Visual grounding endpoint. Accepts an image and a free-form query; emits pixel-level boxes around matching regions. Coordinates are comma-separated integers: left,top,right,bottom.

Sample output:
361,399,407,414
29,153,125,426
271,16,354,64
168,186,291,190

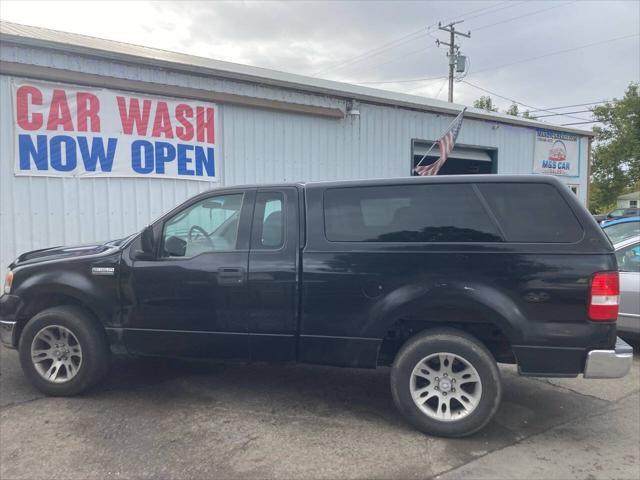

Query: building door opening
412,140,495,175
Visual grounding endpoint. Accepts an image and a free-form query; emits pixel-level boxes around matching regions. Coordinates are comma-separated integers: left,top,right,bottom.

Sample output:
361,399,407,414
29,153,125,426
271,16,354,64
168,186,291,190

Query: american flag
415,108,467,176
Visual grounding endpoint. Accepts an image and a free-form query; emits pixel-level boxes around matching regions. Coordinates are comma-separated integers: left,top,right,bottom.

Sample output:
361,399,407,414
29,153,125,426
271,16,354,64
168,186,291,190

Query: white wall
0,44,590,269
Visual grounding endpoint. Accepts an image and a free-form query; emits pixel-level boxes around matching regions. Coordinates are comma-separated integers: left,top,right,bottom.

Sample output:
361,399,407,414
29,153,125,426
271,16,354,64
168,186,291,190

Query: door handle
217,267,245,285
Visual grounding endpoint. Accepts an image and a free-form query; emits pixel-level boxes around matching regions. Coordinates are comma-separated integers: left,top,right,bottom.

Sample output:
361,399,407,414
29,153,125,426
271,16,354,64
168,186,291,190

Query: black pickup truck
0,175,633,437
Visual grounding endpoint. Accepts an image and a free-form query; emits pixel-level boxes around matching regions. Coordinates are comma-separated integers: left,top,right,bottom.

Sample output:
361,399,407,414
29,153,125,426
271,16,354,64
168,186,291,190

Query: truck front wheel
18,305,111,396
390,328,502,437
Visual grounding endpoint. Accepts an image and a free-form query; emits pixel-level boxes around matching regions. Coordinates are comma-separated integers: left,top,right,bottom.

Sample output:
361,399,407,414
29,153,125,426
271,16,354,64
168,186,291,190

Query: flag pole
414,141,439,169
414,107,467,170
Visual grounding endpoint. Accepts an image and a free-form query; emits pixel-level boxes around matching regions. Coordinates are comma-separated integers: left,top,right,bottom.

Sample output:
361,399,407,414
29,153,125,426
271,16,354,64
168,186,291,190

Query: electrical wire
533,109,596,118
404,76,449,95
460,80,595,123
434,77,449,99
354,33,638,85
562,120,600,126
359,74,447,86
528,100,611,112
313,0,523,77
470,33,639,76
312,28,429,76
351,43,439,79
473,1,576,31
451,1,526,23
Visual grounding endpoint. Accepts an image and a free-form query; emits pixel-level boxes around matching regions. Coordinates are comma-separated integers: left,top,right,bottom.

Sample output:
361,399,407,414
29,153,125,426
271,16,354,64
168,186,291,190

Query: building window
568,185,579,196
631,200,638,207
411,140,495,175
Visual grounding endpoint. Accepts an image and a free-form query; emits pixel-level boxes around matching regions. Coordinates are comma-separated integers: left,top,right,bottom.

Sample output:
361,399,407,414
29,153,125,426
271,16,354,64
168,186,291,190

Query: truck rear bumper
583,337,634,379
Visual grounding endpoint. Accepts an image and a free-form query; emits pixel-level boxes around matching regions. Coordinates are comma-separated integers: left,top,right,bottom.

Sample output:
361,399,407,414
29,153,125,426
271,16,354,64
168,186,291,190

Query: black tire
390,328,502,438
18,305,111,396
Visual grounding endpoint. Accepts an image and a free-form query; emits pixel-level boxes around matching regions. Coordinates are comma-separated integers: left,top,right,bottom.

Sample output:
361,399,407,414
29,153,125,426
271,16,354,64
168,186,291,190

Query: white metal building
0,21,594,271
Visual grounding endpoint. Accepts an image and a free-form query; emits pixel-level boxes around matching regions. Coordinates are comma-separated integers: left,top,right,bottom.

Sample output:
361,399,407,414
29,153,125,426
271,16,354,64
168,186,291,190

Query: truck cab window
162,193,244,257
252,192,285,249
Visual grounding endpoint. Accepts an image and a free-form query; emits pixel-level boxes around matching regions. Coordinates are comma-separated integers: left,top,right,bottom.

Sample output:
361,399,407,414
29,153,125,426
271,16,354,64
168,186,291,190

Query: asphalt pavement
1,345,639,479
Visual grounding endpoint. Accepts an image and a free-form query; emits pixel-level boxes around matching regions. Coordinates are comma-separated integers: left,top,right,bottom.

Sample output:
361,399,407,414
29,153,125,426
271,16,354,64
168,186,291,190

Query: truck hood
9,238,128,269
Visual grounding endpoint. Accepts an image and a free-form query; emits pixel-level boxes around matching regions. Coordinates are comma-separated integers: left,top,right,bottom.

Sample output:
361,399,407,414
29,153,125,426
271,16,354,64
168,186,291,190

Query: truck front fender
14,266,117,327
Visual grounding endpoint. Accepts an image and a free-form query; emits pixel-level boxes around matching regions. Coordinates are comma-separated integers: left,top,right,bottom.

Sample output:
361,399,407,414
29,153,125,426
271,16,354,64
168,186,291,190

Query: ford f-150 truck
0,175,633,437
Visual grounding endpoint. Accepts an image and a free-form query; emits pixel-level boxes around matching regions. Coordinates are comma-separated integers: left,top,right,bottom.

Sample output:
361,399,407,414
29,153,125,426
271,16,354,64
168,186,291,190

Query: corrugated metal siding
0,44,589,270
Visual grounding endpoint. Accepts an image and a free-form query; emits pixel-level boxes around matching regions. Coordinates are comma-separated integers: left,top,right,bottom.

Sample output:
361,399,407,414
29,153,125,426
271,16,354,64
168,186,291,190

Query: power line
460,80,595,123
313,1,520,77
562,120,600,126
434,77,449,99
532,109,594,118
441,1,523,25
528,100,610,112
358,75,448,85
312,28,428,76
473,1,576,31
350,44,439,79
354,33,638,85
471,33,639,75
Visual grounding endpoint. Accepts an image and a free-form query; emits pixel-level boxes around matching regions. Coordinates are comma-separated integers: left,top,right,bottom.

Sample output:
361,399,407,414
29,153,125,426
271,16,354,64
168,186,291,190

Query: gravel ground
1,345,639,480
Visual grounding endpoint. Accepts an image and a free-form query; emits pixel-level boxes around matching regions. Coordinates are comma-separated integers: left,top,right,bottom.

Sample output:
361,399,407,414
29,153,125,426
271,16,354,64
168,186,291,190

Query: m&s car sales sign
12,79,217,181
532,128,579,177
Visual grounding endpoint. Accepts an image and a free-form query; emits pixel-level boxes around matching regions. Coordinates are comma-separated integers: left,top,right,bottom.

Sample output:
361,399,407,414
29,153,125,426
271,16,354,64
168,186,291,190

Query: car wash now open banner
12,79,217,181
532,128,579,177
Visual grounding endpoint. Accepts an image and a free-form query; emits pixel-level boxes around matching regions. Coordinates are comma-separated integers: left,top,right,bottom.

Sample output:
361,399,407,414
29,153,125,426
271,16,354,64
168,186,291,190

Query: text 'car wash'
13,81,217,181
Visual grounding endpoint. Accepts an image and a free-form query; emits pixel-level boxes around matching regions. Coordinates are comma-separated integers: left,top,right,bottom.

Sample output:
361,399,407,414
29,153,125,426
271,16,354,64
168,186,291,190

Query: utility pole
436,21,470,103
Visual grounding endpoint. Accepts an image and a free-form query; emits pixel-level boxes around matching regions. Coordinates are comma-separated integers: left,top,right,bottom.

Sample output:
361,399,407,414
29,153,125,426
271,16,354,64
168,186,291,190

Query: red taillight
588,272,619,321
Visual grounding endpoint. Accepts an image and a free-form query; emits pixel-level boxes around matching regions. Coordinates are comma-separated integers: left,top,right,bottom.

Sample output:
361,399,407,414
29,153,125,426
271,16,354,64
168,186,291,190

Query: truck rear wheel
18,305,111,396
390,328,502,437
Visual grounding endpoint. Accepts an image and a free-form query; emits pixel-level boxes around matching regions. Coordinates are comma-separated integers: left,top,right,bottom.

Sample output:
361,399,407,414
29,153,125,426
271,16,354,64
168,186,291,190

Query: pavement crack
0,395,47,412
429,395,638,480
523,375,636,404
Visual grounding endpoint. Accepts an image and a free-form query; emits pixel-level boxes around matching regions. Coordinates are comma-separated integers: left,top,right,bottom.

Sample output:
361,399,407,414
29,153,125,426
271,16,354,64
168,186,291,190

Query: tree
521,110,532,119
473,96,497,112
505,103,519,116
589,83,640,212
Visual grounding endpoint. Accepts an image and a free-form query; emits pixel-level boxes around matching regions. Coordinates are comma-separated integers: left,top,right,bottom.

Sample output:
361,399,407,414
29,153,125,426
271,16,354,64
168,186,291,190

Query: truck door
247,187,300,362
123,188,255,359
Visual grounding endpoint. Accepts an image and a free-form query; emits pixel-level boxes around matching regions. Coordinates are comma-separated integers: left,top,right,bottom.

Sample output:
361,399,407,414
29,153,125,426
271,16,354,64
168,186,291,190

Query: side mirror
134,226,155,260
141,225,155,253
165,236,187,257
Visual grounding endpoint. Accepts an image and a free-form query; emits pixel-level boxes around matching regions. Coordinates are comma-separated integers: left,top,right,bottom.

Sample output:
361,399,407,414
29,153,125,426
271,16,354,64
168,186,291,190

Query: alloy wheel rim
31,325,83,383
409,352,482,422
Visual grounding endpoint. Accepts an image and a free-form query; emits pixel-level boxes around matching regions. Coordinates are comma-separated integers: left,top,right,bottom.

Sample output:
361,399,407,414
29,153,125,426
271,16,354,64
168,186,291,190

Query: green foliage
589,83,640,213
473,96,497,112
505,103,519,116
474,98,530,118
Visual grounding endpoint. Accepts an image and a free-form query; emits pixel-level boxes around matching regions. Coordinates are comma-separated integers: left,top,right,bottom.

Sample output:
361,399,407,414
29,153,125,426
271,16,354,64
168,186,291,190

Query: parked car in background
594,208,640,224
602,216,640,244
615,236,640,342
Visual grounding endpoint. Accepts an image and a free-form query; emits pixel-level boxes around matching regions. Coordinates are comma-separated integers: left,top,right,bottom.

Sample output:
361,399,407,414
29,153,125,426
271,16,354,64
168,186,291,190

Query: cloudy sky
1,0,638,126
